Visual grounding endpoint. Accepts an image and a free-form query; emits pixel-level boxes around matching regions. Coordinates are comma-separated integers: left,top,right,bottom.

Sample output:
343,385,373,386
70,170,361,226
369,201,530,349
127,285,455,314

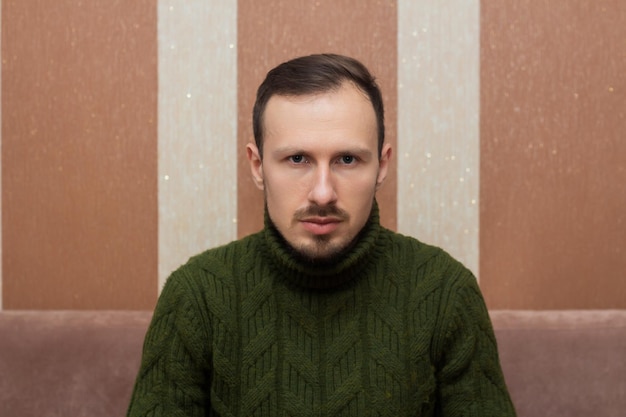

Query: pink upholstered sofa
1,310,624,417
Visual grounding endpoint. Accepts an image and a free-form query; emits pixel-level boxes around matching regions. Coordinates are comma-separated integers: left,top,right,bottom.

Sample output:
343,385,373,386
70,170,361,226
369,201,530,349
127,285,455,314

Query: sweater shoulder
379,227,472,274
180,231,263,275
373,226,476,299
161,231,264,300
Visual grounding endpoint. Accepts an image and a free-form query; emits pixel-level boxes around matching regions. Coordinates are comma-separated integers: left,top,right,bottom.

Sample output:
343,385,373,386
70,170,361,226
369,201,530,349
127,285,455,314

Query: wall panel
480,0,626,309
398,0,480,275
157,1,237,289
2,0,158,309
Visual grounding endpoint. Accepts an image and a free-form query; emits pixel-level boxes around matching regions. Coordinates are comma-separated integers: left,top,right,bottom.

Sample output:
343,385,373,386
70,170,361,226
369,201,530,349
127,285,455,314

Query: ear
246,142,265,190
376,142,392,190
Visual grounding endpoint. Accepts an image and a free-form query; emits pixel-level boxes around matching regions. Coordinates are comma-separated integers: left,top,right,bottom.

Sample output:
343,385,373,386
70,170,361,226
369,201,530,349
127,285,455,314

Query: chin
290,236,356,265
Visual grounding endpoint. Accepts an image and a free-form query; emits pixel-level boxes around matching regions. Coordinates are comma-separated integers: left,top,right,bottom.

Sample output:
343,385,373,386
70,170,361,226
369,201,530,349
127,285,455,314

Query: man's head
252,53,385,159
247,54,391,263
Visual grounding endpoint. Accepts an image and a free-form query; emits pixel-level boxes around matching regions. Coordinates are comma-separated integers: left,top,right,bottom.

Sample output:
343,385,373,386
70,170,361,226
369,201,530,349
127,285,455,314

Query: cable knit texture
127,205,516,416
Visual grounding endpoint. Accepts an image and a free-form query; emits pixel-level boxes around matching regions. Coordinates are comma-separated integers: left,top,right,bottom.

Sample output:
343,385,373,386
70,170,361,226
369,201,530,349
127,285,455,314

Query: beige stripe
397,0,480,276
158,1,238,290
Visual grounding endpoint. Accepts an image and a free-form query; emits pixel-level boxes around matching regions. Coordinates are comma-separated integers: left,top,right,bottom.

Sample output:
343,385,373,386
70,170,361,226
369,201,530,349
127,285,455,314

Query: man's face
247,82,391,262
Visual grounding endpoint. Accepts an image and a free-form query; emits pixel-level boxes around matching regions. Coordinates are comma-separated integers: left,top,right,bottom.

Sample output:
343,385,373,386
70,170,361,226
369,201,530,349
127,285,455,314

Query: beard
267,203,368,265
292,204,351,263
289,232,357,265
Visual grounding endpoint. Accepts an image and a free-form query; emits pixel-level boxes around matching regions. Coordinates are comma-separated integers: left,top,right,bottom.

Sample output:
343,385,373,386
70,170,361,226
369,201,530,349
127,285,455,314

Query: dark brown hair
252,53,385,158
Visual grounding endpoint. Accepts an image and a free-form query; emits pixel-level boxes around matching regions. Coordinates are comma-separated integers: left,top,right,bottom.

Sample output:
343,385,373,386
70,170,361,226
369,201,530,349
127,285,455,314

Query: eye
339,155,356,165
288,155,307,164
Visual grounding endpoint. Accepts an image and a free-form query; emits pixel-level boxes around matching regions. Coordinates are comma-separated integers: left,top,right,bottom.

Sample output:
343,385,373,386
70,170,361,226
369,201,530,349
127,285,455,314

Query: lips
300,217,342,235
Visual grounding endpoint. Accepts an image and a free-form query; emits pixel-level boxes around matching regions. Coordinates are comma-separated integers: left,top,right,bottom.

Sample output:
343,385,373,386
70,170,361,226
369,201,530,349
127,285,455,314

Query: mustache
294,205,349,220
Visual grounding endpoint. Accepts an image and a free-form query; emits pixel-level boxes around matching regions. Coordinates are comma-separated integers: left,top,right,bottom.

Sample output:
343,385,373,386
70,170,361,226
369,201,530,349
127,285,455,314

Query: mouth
299,217,342,235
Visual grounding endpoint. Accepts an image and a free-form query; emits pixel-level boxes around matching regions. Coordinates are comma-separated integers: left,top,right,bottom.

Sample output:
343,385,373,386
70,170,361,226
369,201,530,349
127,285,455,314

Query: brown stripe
480,1,626,309
2,1,158,309
237,0,398,237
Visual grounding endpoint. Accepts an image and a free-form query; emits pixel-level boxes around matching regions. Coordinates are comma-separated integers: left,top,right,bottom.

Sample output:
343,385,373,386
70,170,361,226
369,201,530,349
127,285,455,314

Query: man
127,53,516,416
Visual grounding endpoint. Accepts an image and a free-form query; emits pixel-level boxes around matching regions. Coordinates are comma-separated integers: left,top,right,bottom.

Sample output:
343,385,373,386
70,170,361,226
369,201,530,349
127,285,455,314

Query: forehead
262,83,377,147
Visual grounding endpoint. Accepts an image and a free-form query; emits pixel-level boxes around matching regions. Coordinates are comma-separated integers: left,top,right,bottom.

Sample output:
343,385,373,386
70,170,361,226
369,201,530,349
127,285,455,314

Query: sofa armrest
0,310,152,417
490,310,626,417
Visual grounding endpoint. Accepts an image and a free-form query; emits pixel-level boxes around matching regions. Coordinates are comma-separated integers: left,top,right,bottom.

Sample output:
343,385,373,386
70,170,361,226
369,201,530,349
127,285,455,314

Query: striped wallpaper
2,0,625,310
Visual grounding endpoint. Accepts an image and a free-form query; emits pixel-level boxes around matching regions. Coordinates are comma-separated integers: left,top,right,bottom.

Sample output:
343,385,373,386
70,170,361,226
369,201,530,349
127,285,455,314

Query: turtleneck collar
261,201,383,290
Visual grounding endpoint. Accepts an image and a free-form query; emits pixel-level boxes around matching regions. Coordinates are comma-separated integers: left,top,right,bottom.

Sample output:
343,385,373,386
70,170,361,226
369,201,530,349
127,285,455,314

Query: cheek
266,173,303,194
338,173,378,195
263,173,306,209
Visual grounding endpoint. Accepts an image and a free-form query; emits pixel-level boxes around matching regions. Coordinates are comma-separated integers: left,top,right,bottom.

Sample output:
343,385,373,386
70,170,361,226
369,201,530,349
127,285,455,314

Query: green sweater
127,206,516,416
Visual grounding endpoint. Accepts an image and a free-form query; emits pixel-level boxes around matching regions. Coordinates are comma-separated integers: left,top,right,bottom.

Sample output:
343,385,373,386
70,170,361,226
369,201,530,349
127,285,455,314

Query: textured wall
1,0,624,310
2,0,158,309
398,0,480,276
480,0,626,309
157,1,237,289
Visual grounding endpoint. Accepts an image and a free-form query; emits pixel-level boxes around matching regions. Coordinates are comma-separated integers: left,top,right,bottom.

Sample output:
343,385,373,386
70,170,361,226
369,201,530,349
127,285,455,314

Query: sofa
1,310,624,417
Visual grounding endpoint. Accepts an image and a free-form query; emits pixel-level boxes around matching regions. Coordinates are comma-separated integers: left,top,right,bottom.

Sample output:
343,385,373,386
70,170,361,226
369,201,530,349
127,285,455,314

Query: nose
308,165,337,206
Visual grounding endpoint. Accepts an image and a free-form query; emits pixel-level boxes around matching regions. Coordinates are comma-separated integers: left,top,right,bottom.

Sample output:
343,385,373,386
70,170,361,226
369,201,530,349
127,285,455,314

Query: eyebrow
272,146,373,159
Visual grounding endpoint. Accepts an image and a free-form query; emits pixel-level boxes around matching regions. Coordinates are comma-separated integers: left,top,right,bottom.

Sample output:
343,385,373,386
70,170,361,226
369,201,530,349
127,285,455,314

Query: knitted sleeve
433,267,517,417
126,267,212,417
